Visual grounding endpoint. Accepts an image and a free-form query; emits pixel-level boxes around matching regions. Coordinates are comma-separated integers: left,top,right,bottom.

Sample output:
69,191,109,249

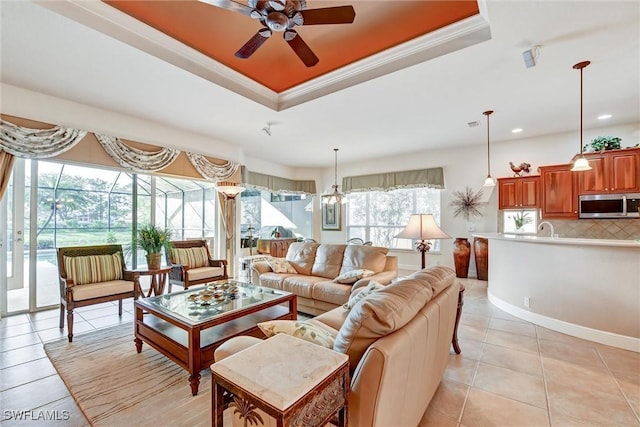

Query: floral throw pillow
333,268,375,284
266,257,297,274
343,280,384,310
257,320,336,348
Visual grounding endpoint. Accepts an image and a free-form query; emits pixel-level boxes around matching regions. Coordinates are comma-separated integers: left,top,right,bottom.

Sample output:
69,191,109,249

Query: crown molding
36,0,491,111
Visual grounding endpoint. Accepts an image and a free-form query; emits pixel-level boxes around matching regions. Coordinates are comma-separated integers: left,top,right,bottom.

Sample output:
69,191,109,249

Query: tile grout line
594,345,640,424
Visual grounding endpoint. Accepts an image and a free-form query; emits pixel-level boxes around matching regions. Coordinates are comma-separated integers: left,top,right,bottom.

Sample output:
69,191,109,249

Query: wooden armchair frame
166,240,228,290
57,244,140,342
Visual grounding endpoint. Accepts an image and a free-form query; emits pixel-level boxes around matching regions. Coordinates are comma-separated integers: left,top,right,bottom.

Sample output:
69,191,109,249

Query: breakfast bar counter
473,233,640,352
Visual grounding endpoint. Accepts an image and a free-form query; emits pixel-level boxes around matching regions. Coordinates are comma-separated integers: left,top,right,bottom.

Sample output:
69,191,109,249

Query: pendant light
571,61,592,171
322,148,347,205
483,110,496,187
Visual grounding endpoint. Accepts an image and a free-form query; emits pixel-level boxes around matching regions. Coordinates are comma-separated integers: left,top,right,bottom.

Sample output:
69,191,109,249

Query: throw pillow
343,280,384,310
333,268,375,284
64,253,124,286
266,257,297,274
257,320,336,348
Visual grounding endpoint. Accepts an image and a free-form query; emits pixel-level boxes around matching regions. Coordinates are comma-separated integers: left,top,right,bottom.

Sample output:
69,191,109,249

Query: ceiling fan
199,0,356,67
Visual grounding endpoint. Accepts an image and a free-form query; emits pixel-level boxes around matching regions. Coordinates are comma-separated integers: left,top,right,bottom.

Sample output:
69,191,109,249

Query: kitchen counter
473,232,640,248
473,233,640,352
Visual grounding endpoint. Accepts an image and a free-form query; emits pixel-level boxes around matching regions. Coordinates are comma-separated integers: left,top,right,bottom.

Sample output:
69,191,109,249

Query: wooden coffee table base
134,287,297,396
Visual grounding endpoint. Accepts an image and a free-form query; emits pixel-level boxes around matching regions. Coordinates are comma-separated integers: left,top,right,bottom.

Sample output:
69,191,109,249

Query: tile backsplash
540,218,640,240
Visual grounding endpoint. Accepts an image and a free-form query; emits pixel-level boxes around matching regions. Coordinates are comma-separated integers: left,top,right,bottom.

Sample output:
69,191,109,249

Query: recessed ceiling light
511,128,523,133
598,114,612,120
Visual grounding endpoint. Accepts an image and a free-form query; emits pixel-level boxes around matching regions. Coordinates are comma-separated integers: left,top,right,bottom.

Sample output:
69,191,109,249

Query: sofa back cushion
64,253,124,286
170,247,209,268
311,244,346,279
333,272,437,367
286,242,320,275
339,245,389,276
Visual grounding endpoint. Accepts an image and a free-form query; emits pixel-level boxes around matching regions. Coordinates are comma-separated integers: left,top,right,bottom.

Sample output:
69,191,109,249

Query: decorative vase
473,237,489,281
452,238,471,278
146,253,162,270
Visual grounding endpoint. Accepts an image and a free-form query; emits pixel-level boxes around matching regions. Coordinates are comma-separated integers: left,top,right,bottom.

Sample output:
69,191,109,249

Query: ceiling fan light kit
200,0,355,67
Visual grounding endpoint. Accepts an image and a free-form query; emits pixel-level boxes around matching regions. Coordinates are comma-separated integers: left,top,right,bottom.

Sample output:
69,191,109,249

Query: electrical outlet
524,297,530,308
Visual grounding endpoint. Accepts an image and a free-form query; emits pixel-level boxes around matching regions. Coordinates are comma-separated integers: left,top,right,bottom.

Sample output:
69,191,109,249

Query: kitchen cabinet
539,164,578,219
577,147,640,194
497,176,540,210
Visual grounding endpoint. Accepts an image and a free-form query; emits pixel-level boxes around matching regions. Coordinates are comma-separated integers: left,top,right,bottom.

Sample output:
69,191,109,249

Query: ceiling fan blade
235,30,271,59
284,30,319,67
299,6,356,25
198,0,253,16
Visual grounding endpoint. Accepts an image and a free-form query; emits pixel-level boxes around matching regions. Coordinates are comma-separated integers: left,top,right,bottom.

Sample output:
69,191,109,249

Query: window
241,189,313,240
346,188,442,250
503,209,538,234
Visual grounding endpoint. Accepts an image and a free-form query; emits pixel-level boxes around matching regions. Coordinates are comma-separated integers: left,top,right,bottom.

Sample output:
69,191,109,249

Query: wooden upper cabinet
578,148,640,194
498,176,540,210
539,164,578,219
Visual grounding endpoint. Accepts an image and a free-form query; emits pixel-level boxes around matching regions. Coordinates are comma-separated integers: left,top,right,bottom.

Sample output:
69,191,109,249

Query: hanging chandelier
571,60,592,172
322,148,347,205
483,110,496,187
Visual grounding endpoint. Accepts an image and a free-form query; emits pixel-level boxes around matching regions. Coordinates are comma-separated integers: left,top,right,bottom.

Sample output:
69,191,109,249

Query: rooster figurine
509,162,531,177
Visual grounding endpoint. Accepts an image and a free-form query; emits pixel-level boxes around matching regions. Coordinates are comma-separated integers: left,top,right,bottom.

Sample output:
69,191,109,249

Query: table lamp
395,214,450,269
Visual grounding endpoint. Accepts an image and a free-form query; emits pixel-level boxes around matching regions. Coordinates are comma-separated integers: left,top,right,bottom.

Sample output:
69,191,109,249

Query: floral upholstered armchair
57,244,140,342
166,240,228,290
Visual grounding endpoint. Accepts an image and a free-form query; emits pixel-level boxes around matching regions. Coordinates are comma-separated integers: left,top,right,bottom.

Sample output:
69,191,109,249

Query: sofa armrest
123,270,140,282
208,259,227,268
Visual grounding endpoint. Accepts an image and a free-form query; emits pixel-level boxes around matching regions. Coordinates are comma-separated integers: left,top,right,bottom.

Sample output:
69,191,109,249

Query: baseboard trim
488,292,640,353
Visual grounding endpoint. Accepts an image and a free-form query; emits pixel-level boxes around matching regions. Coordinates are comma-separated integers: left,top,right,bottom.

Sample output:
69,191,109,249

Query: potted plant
137,224,172,270
583,136,622,152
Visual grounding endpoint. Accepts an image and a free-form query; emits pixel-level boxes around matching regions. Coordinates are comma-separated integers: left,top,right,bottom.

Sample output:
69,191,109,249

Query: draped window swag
240,166,317,195
0,119,87,158
187,152,240,182
342,167,445,193
95,134,180,173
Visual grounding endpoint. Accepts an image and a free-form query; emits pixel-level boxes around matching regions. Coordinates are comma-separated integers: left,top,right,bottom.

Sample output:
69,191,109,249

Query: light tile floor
1,278,638,426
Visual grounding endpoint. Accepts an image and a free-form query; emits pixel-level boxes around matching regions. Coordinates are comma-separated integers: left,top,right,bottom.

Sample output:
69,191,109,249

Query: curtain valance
0,119,86,158
342,167,445,193
95,134,180,173
241,166,317,195
187,153,240,182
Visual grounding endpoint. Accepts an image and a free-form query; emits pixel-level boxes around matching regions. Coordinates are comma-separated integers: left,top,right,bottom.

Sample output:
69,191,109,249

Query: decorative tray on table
187,282,240,307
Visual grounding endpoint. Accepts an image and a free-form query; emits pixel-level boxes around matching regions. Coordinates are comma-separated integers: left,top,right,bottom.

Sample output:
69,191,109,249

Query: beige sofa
250,242,398,315
215,266,460,426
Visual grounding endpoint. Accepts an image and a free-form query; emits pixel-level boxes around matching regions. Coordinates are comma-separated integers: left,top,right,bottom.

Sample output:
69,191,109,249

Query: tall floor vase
452,237,471,278
473,237,489,281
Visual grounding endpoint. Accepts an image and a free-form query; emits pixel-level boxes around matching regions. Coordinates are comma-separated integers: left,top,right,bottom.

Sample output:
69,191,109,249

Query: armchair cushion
170,247,209,268
63,253,123,285
186,266,225,282
71,279,136,301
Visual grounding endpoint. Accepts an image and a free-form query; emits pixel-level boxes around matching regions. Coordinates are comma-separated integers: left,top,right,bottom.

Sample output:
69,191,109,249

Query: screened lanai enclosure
0,158,220,315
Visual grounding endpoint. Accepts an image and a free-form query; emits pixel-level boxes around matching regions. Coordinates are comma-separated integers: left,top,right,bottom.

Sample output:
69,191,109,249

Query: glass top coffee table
134,279,297,395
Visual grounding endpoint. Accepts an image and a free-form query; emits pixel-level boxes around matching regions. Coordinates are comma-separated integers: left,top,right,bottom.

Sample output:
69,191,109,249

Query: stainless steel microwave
579,193,640,218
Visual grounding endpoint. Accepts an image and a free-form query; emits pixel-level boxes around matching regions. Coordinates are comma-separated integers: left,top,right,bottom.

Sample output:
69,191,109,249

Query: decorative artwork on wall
322,203,341,230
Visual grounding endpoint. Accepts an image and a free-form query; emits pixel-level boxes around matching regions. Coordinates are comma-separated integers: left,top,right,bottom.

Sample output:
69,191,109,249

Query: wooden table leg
212,382,225,427
452,283,465,354
157,271,167,295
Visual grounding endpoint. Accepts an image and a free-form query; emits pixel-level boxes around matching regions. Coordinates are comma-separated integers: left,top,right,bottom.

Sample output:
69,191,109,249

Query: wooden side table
452,283,465,354
212,333,349,426
135,267,172,297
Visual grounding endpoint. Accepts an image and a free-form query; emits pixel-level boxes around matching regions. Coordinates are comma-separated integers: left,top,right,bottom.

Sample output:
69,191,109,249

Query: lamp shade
215,181,245,198
395,214,450,240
